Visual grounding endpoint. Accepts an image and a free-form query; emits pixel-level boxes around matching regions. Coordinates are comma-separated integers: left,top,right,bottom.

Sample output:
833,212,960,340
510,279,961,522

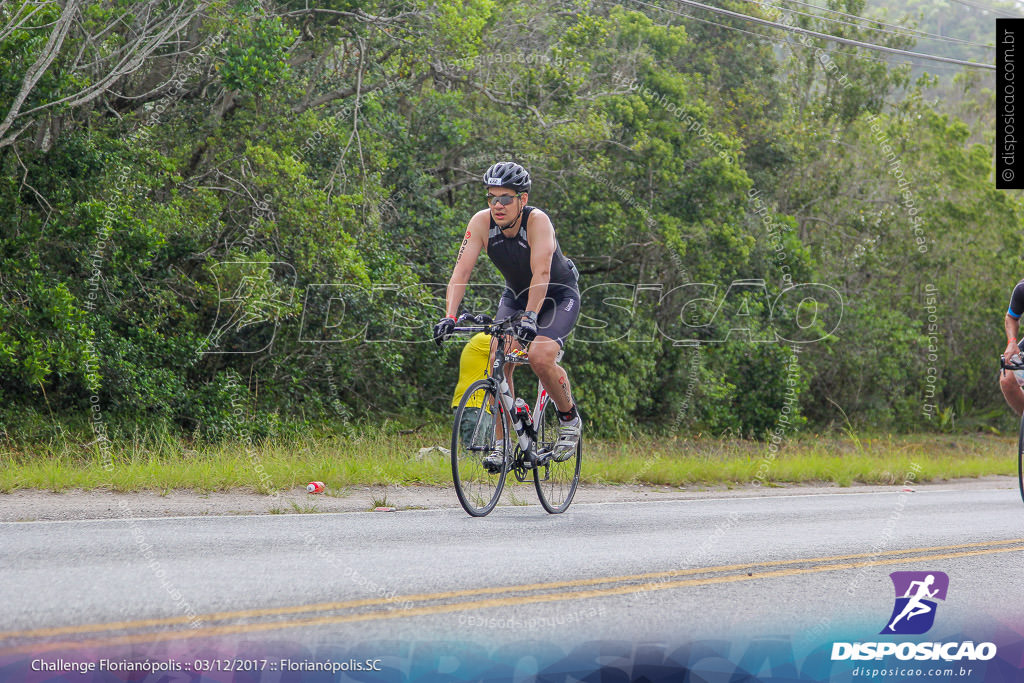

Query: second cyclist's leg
999,369,1024,416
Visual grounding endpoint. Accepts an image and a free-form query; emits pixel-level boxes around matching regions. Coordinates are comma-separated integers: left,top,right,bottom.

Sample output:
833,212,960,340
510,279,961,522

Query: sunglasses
485,193,520,206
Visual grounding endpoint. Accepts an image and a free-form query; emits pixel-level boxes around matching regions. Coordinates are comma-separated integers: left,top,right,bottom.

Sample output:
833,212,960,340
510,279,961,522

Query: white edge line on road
1,486,1011,527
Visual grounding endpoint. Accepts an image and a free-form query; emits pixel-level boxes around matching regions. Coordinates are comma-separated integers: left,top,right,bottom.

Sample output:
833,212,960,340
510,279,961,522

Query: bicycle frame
490,331,537,459
534,385,550,426
452,316,557,465
503,344,557,419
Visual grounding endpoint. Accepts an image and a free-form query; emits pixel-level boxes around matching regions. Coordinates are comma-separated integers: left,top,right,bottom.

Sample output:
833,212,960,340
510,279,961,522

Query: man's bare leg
528,336,574,412
999,371,1024,416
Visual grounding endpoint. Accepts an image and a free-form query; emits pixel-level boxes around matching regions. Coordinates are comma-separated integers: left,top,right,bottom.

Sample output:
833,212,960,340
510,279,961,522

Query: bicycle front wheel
451,379,510,516
1018,412,1024,506
533,401,581,514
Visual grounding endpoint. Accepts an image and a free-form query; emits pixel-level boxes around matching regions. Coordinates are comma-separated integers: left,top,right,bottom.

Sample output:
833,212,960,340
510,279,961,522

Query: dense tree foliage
1,0,1020,441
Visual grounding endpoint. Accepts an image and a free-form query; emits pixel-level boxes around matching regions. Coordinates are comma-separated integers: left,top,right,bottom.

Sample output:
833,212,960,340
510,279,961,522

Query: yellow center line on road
2,540,1022,656
3,537,1020,643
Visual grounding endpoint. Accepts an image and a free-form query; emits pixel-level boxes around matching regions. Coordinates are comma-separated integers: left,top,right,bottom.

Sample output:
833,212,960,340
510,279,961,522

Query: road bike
999,343,1024,505
447,312,582,516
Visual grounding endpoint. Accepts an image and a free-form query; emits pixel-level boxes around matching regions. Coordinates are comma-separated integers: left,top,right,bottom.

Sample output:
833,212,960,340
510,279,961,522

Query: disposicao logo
881,571,948,635
831,571,997,662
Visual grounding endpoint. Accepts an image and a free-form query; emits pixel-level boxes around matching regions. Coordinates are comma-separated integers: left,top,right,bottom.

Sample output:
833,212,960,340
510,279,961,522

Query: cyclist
1000,278,1024,415
433,161,582,472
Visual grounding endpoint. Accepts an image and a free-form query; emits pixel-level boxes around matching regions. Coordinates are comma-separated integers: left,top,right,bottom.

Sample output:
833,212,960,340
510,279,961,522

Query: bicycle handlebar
1000,339,1024,373
1002,354,1024,372
456,311,493,325
451,311,524,337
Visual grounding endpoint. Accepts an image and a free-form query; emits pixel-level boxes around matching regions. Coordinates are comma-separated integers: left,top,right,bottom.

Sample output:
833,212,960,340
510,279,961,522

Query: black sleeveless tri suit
487,205,580,347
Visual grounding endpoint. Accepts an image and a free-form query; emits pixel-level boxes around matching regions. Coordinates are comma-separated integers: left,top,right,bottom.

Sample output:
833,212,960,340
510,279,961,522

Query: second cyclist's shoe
552,416,581,462
482,441,507,473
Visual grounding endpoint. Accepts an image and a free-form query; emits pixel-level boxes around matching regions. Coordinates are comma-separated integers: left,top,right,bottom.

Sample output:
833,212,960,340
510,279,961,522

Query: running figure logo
881,571,949,635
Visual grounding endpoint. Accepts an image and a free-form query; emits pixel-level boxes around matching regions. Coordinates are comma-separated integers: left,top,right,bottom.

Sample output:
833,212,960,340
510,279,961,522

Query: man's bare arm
445,210,488,317
524,211,555,315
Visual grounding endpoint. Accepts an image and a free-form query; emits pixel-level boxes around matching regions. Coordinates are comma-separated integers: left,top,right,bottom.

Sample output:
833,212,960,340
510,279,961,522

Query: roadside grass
587,433,1015,487
0,425,1015,494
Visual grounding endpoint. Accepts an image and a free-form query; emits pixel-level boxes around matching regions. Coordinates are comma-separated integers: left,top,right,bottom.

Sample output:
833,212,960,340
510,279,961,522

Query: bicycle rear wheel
451,379,510,516
1018,413,1024,506
533,401,581,514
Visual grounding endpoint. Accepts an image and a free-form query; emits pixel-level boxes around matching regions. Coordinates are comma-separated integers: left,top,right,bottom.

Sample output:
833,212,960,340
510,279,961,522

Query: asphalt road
2,483,1023,670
